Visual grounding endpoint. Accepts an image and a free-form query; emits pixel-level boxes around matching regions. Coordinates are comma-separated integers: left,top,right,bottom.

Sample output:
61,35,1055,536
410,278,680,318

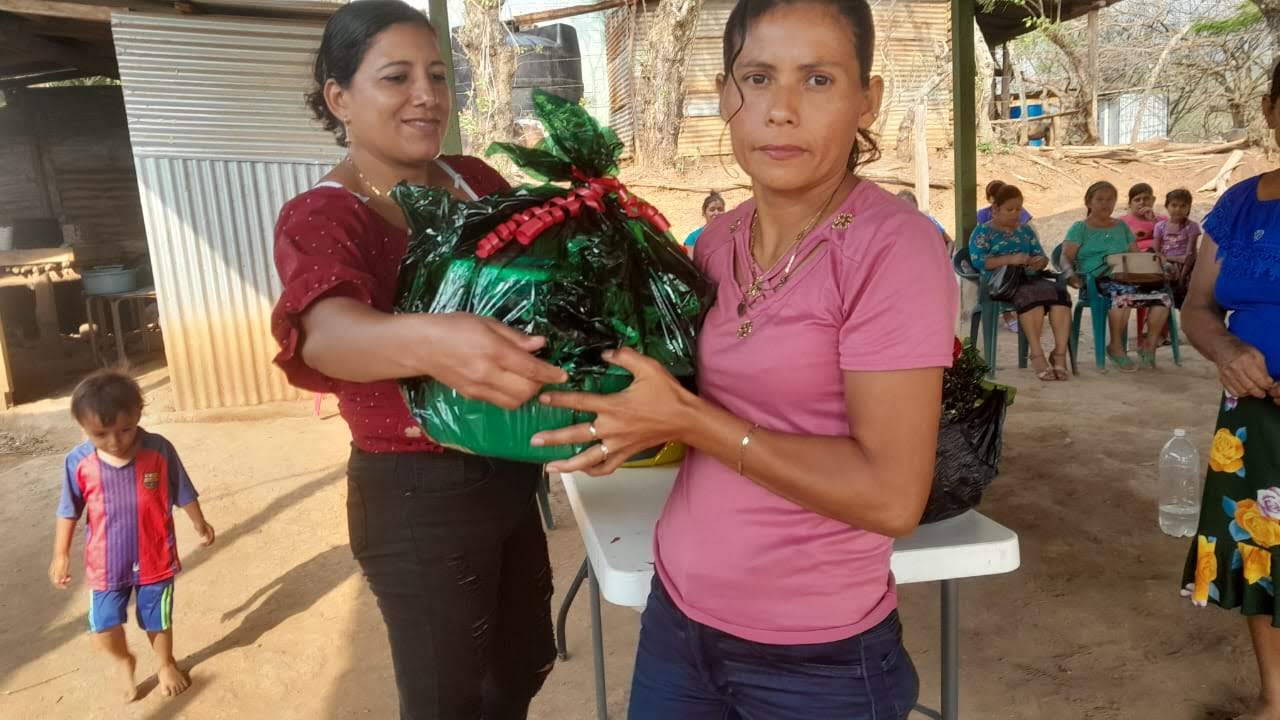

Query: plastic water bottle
1158,429,1202,537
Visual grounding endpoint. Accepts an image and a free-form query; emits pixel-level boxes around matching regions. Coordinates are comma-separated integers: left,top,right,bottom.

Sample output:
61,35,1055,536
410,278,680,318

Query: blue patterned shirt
968,222,1046,281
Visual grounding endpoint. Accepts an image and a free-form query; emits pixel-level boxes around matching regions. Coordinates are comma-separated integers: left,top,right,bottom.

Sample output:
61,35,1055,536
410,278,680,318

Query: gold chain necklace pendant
346,156,387,198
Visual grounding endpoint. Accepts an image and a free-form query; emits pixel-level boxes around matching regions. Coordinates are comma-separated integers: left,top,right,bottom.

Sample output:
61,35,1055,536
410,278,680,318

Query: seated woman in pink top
531,0,956,716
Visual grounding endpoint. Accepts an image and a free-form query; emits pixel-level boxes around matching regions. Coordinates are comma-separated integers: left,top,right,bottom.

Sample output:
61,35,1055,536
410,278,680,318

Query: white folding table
554,467,1020,720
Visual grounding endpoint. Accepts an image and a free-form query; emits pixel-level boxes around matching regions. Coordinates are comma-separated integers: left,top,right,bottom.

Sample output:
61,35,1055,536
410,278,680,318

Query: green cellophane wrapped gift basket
393,91,713,464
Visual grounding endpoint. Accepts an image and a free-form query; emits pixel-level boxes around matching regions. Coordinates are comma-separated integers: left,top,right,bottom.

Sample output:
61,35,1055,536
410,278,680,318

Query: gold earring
344,121,354,147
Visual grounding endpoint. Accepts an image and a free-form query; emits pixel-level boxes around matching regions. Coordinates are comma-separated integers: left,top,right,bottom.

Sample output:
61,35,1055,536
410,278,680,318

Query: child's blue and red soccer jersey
56,430,199,591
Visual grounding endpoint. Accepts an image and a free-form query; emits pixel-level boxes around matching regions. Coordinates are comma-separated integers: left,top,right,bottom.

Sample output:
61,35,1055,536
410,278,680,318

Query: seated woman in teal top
969,184,1070,380
1179,60,1280,720
683,191,726,254
1063,180,1172,372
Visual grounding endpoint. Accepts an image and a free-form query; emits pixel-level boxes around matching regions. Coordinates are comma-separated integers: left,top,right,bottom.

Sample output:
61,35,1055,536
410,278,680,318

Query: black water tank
452,23,585,121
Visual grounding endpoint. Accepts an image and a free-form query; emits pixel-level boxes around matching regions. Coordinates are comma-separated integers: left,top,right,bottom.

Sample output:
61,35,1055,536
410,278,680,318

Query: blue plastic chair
952,246,1028,379
1051,245,1182,372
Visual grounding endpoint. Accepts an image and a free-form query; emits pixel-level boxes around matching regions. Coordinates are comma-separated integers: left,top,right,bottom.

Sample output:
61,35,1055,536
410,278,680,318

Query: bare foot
158,662,191,697
114,652,138,703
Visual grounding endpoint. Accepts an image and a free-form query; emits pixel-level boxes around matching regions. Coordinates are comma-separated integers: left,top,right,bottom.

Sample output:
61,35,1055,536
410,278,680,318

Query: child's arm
163,440,214,546
1184,233,1200,277
49,517,76,588
52,454,86,589
180,500,215,546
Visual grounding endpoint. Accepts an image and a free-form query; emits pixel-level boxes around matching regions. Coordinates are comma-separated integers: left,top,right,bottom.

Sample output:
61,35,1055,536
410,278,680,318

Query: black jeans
346,448,555,720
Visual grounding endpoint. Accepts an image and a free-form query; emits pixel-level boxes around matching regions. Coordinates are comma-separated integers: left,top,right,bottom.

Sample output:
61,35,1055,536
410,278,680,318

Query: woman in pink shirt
532,0,956,716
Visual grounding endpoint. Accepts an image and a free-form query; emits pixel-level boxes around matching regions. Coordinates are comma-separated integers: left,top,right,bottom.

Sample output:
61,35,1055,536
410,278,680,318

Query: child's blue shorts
89,579,175,634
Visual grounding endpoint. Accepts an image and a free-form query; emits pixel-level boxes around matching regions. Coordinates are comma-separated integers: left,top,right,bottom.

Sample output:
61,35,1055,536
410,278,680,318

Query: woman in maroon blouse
269,2,566,717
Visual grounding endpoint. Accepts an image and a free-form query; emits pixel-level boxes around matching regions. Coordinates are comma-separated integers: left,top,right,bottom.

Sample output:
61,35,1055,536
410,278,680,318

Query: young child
1153,188,1201,308
49,370,214,702
977,179,1033,226
1120,182,1167,251
895,189,953,248
683,190,726,254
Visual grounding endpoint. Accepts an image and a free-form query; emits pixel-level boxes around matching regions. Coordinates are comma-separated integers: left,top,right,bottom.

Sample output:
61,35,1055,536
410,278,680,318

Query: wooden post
952,0,978,247
0,308,15,409
914,102,930,211
427,0,463,155
31,275,60,345
1000,43,1012,120
1016,67,1030,145
1088,7,1100,143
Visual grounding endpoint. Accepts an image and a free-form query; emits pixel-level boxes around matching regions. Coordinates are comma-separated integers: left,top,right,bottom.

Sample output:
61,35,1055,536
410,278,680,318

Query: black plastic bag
921,386,1009,524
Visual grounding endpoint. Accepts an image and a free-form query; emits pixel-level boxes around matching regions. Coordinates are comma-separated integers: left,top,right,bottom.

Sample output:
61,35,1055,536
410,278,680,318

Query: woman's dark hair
702,191,725,213
985,179,1006,202
305,0,435,147
1084,180,1117,215
1165,188,1192,206
1128,182,1154,202
1271,58,1280,101
993,184,1022,207
721,0,880,172
71,369,144,426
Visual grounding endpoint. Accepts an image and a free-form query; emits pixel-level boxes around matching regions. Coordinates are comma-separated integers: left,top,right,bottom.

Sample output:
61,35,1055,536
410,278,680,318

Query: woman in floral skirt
1183,59,1280,720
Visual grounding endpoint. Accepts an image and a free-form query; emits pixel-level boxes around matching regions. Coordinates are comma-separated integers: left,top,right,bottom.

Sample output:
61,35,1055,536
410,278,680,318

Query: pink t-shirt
1121,213,1166,251
653,180,958,645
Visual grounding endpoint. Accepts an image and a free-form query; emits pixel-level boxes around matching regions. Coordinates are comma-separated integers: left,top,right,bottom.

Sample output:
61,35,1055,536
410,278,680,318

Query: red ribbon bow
475,168,672,259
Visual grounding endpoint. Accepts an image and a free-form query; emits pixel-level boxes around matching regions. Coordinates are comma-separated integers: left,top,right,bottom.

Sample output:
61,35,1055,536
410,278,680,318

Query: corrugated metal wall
114,12,342,410
113,13,338,161
133,158,326,409
0,110,50,224
606,0,953,157
29,87,149,263
605,5,636,150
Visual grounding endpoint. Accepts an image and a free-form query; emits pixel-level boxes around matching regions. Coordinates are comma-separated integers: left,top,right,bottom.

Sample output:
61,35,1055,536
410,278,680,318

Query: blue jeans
628,578,918,720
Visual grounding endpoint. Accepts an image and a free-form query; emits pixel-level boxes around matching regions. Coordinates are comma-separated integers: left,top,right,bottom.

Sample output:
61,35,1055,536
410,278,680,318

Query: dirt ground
0,154,1272,719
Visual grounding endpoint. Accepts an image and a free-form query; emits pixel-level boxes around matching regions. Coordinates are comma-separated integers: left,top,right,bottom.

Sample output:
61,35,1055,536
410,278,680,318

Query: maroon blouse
271,156,510,453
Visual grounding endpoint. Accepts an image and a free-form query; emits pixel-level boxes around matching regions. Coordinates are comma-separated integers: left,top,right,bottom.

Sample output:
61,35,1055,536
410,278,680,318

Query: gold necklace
346,156,387,198
738,176,847,317
739,211,818,310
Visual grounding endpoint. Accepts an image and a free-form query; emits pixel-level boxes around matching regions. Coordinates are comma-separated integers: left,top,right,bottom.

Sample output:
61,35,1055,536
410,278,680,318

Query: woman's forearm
1183,303,1236,365
299,297,425,383
673,394,936,538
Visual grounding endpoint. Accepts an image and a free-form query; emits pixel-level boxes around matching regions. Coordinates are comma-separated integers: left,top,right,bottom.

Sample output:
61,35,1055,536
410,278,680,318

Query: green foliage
943,342,991,423
977,140,1016,156
1193,1,1262,35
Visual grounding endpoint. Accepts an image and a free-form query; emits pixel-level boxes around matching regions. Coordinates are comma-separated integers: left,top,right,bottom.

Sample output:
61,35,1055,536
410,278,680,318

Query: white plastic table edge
559,468,1021,608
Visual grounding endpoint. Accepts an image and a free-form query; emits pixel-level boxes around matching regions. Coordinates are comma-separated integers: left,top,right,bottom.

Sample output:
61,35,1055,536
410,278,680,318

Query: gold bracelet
737,423,760,476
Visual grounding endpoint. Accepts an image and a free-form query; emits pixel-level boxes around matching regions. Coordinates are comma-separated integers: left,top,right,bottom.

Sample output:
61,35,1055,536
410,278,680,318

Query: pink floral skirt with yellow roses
1184,394,1280,623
